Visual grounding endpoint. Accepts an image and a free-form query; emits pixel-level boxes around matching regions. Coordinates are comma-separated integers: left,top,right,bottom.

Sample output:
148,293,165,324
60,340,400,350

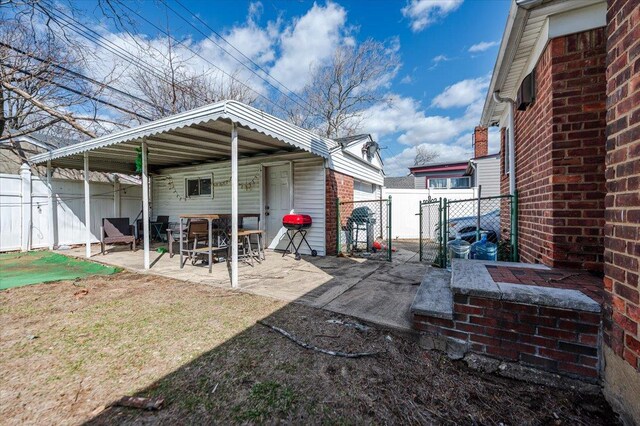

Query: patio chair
155,215,170,241
101,218,136,255
181,220,222,267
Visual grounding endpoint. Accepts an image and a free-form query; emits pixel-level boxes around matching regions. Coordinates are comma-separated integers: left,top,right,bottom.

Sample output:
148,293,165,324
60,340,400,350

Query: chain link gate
419,197,444,266
337,197,392,261
419,192,519,267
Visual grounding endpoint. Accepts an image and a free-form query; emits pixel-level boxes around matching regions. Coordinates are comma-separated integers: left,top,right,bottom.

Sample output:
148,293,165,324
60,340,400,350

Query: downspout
493,91,516,195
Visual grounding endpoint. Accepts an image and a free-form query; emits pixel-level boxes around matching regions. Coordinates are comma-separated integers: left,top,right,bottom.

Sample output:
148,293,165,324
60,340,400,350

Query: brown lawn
0,271,619,425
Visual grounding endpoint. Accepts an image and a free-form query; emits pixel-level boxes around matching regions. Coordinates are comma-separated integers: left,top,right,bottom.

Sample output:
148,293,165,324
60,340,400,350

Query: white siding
292,159,326,256
152,156,326,256
475,156,501,197
330,148,384,186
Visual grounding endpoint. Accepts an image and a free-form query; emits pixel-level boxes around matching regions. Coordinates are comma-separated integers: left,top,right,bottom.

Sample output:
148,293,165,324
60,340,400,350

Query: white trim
46,160,54,250
548,2,606,38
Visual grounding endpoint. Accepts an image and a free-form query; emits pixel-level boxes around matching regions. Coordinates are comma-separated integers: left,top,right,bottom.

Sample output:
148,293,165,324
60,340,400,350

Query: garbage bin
447,236,470,270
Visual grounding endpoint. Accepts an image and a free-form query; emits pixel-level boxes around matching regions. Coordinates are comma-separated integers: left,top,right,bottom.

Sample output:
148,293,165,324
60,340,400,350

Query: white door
265,164,292,249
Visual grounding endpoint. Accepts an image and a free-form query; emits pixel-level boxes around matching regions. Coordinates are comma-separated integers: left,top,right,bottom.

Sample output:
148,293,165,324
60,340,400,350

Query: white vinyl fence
383,187,477,240
0,169,141,252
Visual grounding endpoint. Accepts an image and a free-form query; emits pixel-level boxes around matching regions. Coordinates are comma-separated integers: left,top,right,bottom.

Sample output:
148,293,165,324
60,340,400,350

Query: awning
29,100,335,173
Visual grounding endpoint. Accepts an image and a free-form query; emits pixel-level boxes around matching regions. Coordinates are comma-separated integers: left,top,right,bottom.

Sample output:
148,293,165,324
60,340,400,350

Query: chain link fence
419,197,444,266
420,193,518,267
337,197,391,261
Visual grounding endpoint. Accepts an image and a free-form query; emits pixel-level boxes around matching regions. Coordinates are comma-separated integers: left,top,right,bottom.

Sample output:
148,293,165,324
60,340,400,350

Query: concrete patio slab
56,243,426,332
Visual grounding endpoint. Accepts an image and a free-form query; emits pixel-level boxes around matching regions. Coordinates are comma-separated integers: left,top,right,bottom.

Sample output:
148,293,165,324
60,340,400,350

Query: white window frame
428,177,470,189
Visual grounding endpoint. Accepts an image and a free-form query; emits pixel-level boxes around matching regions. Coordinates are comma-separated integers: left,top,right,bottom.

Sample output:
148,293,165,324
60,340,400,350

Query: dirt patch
0,272,620,425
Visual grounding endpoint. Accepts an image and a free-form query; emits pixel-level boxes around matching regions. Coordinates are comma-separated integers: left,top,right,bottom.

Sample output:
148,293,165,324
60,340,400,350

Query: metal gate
419,197,444,266
337,197,391,261
419,192,519,267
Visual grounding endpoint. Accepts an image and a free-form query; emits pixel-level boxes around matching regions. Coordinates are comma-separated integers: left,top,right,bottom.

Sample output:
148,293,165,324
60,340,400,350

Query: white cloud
468,40,499,53
401,0,463,32
431,76,489,109
400,75,412,84
269,2,347,91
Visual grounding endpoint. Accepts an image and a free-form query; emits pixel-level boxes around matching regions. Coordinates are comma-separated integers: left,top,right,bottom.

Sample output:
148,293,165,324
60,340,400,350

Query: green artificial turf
0,251,120,290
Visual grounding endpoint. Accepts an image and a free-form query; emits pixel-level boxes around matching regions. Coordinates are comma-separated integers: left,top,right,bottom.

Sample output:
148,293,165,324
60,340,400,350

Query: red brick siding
414,295,601,380
603,0,640,372
325,169,353,255
501,28,607,272
473,126,489,158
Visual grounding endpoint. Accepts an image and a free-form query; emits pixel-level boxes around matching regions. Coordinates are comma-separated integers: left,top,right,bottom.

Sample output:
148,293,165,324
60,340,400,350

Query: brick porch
412,260,603,382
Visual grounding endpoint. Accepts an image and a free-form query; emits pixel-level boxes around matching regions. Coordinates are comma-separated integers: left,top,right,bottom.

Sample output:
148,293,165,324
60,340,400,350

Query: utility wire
1,62,152,121
0,42,161,111
34,3,208,109
166,0,315,115
114,1,290,115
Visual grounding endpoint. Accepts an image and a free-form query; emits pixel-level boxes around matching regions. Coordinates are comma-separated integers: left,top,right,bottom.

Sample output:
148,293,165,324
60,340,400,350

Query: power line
0,41,161,111
34,3,208,110
166,0,315,116
1,62,152,120
114,1,291,115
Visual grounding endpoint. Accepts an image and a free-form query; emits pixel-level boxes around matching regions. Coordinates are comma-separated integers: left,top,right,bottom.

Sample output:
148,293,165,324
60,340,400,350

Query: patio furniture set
100,214,265,272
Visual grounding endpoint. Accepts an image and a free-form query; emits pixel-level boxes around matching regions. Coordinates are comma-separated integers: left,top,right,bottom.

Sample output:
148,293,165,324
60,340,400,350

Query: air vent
516,70,535,111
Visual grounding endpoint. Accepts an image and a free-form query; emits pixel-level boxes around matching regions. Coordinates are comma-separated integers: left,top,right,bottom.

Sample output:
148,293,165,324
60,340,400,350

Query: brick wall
414,295,601,380
501,28,607,272
325,169,353,255
603,0,640,372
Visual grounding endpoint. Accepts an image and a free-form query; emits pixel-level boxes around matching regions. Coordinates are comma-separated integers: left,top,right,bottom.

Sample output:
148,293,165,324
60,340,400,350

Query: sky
71,0,511,176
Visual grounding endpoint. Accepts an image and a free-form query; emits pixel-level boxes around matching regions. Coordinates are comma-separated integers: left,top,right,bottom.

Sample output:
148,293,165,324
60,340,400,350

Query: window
428,178,447,189
450,177,470,189
429,177,470,189
185,175,213,197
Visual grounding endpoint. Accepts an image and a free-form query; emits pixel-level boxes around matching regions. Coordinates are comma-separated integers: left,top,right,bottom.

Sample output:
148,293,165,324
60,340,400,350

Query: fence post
19,163,32,252
476,185,482,242
511,190,519,262
387,195,392,261
336,197,340,256
442,198,448,268
418,200,423,262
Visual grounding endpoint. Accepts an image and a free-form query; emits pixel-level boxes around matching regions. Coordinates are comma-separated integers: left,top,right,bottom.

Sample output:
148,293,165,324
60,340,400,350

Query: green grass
0,251,120,290
233,381,297,422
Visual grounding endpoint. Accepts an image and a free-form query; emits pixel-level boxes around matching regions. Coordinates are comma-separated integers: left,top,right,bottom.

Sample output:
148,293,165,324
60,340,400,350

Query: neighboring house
479,0,638,422
407,128,500,197
383,175,416,189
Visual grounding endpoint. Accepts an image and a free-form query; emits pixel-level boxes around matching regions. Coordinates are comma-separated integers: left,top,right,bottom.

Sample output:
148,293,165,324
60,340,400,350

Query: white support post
19,163,32,252
142,139,150,270
47,160,54,250
231,123,239,288
84,153,91,258
113,175,121,217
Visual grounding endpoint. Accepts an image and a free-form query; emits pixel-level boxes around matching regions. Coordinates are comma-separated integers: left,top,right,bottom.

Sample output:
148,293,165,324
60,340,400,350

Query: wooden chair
101,218,136,254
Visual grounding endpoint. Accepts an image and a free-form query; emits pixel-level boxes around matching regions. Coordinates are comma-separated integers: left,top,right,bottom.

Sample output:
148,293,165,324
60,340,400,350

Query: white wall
0,173,142,252
152,156,326,256
383,187,476,239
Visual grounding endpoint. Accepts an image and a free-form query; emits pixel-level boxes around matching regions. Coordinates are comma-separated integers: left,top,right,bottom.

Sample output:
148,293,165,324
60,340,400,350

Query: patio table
179,214,220,273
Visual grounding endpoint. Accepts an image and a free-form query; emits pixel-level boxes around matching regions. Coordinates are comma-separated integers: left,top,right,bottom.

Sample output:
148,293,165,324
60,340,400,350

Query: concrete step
410,267,453,320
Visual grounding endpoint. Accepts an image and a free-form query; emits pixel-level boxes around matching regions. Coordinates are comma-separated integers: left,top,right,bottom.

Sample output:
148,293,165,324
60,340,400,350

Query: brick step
411,260,603,382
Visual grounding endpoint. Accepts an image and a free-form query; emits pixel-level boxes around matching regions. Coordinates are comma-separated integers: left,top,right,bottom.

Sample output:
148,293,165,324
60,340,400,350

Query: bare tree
414,145,440,165
125,37,257,122
284,39,400,138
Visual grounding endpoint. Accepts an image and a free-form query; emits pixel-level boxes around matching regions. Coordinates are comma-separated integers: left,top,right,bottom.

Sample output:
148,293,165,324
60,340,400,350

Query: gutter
493,91,516,195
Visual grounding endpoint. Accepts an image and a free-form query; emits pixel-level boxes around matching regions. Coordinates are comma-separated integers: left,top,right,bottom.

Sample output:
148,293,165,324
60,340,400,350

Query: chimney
473,126,488,158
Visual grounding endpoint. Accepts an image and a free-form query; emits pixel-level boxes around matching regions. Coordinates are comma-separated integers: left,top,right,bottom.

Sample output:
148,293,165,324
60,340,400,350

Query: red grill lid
282,214,312,226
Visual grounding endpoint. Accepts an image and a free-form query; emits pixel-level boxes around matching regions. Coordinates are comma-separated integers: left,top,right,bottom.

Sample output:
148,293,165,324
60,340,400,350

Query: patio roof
29,100,335,173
